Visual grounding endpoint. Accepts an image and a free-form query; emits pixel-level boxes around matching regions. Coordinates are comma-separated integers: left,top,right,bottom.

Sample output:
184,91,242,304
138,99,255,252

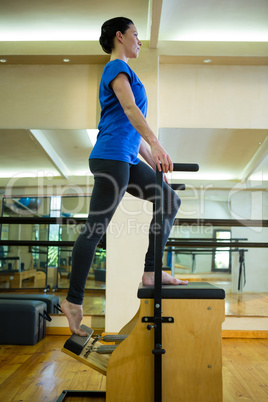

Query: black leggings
67,159,181,304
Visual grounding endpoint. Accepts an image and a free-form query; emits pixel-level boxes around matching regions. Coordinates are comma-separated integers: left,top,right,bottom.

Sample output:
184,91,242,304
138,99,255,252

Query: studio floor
0,336,267,401
0,283,267,401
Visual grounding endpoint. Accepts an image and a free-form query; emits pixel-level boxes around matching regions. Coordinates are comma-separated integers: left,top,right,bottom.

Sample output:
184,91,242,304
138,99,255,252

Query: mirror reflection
0,127,267,319
0,195,106,295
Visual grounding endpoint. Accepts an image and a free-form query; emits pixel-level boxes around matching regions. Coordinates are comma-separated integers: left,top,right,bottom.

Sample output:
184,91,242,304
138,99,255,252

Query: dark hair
99,17,134,54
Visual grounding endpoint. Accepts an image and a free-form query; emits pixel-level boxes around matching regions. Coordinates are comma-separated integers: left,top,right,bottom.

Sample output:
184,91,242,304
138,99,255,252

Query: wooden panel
62,338,110,376
118,307,140,335
106,298,225,402
106,300,155,401
162,299,225,402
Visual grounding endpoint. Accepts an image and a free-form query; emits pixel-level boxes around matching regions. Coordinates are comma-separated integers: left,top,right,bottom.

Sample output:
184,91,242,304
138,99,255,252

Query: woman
62,17,188,336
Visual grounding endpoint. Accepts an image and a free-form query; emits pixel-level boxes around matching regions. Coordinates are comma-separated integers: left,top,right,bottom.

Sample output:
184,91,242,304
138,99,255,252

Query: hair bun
99,34,112,54
99,17,134,54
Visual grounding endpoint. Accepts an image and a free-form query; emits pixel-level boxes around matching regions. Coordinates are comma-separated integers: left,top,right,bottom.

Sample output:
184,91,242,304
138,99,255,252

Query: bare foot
142,271,188,286
61,299,88,336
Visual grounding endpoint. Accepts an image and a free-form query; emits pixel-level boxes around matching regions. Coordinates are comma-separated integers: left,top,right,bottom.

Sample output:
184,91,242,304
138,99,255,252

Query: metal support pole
152,163,199,401
153,169,165,402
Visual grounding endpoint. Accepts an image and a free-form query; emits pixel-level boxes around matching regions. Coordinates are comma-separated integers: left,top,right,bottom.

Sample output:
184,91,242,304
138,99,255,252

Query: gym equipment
60,282,225,401
63,328,128,362
92,334,128,344
0,293,61,314
3,197,42,216
17,197,42,210
59,163,226,401
62,325,111,376
0,299,50,345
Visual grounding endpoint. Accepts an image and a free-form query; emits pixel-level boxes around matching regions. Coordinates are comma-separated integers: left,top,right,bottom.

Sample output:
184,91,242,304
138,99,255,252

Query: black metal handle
55,304,63,313
173,163,199,172
39,311,52,322
170,184,186,191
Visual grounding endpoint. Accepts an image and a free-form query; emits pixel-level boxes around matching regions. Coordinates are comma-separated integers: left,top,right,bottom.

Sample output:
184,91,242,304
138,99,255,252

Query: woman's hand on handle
150,141,173,174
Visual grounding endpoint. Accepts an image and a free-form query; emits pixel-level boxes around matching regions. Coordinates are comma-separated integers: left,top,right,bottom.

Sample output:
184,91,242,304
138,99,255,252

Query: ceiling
0,0,267,42
0,0,267,189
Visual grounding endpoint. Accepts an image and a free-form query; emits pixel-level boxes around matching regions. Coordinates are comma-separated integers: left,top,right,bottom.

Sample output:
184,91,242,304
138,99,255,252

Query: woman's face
121,24,142,58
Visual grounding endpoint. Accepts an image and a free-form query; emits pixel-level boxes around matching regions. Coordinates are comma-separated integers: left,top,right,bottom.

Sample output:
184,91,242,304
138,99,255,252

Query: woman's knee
163,186,181,215
174,193,181,211
170,193,181,218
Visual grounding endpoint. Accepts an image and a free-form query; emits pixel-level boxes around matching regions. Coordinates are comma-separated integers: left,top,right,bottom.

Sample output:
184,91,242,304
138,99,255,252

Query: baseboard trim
222,330,268,339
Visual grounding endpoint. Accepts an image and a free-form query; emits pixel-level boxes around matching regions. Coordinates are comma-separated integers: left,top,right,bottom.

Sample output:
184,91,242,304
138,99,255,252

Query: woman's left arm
139,138,169,184
139,138,156,170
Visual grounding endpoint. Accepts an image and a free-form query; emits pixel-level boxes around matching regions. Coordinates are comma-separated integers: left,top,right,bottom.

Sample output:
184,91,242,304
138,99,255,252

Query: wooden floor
0,288,267,401
58,276,106,292
0,336,267,402
225,292,268,317
0,287,267,400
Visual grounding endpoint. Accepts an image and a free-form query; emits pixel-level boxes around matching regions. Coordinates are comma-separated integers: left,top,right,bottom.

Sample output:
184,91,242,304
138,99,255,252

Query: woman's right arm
110,72,173,174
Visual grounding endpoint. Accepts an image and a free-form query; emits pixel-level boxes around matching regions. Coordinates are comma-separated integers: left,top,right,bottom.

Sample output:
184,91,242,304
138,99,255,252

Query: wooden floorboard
0,336,267,401
0,336,106,402
225,293,268,317
222,338,268,401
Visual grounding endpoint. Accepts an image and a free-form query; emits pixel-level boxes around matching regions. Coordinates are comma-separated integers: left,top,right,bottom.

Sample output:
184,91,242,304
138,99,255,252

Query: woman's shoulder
101,60,134,87
104,59,133,74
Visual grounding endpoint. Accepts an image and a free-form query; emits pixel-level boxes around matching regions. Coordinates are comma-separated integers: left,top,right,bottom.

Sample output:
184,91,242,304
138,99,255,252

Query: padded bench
0,293,61,314
0,299,48,345
137,281,225,299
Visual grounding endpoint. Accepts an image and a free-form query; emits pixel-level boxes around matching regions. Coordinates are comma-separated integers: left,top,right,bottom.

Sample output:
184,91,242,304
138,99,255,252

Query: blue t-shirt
89,59,148,164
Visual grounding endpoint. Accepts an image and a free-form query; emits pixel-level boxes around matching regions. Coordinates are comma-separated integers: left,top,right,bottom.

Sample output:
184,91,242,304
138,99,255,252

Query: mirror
0,128,267,318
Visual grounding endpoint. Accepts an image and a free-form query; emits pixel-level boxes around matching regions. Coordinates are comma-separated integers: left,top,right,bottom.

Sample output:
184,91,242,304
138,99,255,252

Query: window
212,230,231,273
48,196,62,267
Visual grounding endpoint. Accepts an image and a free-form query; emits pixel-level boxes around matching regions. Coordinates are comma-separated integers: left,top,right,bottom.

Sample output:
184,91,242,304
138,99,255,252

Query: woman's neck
110,49,128,63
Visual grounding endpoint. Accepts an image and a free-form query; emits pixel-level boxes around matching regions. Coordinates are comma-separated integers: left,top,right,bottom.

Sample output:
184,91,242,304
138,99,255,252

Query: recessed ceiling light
63,58,70,63
203,59,212,63
0,59,7,63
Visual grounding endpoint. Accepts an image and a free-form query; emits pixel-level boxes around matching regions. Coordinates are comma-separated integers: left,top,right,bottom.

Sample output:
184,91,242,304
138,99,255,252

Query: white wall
159,64,268,129
105,196,152,332
0,64,102,129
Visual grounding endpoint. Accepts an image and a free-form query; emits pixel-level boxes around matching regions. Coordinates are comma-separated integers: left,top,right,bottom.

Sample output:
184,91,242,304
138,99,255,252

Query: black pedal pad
63,325,94,355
